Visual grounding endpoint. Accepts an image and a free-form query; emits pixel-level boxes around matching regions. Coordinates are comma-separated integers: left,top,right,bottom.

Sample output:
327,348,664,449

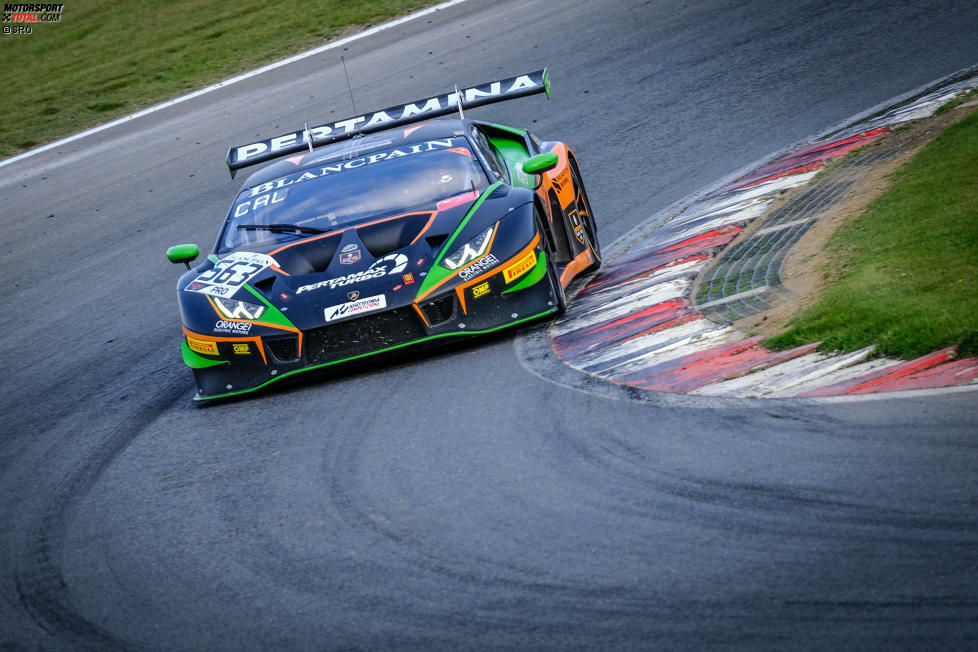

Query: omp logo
472,282,490,298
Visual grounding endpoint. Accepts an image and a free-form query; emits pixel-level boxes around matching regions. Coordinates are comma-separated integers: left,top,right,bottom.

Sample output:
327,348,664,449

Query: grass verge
767,107,978,359
0,0,441,158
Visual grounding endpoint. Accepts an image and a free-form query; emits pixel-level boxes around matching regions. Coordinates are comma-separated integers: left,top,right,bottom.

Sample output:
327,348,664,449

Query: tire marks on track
13,375,189,650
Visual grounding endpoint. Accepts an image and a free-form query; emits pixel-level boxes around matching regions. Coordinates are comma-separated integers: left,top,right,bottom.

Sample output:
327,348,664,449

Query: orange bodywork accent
412,303,431,328
455,286,467,315
183,328,268,365
537,142,574,211
266,211,434,258
408,211,439,246
414,223,502,303
533,142,596,290
559,249,593,288
416,234,541,314
203,297,303,357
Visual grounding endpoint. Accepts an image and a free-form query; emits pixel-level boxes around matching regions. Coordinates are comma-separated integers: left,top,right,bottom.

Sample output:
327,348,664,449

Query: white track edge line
0,0,470,171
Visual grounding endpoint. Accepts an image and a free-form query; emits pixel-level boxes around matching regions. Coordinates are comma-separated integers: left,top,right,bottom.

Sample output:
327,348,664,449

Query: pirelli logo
187,336,219,356
503,250,537,284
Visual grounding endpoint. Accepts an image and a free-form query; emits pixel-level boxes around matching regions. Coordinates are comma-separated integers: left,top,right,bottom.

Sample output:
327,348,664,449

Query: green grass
0,0,441,158
767,108,978,359
935,88,978,114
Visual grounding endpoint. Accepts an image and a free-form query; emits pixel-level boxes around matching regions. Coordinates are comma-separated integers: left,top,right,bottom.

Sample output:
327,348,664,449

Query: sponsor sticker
296,253,409,293
214,320,253,335
324,294,387,323
472,281,490,299
574,224,586,245
503,251,537,283
402,273,415,285
187,251,277,296
239,139,460,203
457,254,500,281
232,343,250,355
566,208,586,244
187,337,219,356
230,71,547,168
339,247,361,264
552,167,570,191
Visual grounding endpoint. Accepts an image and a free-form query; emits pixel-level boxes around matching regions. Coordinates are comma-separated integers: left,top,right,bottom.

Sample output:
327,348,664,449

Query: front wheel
536,206,566,315
570,159,601,273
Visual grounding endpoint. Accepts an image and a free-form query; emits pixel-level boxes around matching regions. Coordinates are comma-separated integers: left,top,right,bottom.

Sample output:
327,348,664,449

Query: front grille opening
266,335,299,362
420,294,456,326
305,307,427,365
358,212,432,258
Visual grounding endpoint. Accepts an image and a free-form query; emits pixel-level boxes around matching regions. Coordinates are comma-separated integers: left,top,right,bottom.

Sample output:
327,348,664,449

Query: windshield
219,137,488,252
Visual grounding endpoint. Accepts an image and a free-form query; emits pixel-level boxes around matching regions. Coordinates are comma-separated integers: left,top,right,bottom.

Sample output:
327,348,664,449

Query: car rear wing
225,68,551,178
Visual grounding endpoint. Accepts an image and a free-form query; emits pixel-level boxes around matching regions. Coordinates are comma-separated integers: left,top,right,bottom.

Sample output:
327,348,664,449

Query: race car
166,68,600,401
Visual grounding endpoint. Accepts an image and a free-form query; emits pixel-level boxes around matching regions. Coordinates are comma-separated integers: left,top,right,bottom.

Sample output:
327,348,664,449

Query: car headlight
441,225,495,270
213,297,267,320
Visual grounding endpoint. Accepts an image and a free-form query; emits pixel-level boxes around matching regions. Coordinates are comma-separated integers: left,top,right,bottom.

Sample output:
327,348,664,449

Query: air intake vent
274,234,341,274
425,233,449,254
358,212,432,258
266,335,299,362
252,277,276,294
420,294,456,326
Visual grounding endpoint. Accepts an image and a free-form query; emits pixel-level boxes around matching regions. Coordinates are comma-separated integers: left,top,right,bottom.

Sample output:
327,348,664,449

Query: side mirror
522,152,559,175
166,243,200,270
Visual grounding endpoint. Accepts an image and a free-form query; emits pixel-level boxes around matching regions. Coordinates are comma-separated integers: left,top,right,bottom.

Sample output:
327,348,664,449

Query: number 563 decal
186,252,277,297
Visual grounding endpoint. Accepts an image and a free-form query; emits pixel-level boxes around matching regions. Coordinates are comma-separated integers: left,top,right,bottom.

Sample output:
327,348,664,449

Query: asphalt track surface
2,0,978,649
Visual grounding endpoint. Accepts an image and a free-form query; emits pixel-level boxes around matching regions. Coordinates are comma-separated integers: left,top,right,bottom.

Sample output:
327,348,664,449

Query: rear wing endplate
226,68,550,178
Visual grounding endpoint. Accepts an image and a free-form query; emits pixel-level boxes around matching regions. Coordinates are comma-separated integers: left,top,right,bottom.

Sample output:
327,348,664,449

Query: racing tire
570,159,601,273
536,206,567,315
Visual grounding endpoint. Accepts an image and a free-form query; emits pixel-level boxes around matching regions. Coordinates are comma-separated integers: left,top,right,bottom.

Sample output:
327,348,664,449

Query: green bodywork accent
182,341,226,369
502,251,547,294
489,123,528,138
543,67,551,99
487,134,533,188
522,152,558,175
241,284,298,329
416,181,502,299
208,254,220,263
194,309,557,401
167,243,200,264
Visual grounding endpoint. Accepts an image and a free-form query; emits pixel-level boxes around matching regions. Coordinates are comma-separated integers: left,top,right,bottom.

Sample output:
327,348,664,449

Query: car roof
237,118,471,192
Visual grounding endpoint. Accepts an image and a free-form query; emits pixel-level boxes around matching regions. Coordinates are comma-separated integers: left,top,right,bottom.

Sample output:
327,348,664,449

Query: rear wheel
570,159,601,272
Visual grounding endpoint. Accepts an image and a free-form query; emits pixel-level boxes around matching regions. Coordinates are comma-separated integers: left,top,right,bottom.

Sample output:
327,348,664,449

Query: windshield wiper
236,223,326,235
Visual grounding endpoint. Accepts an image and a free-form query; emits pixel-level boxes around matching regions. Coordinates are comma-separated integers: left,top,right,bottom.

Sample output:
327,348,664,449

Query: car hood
180,184,534,331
